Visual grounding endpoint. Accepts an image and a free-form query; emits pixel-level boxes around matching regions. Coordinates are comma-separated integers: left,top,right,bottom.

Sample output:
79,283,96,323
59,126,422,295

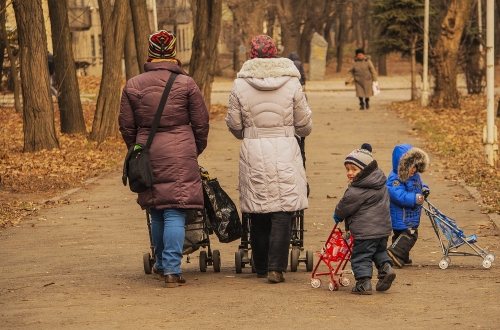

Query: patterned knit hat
148,30,176,60
345,143,374,170
250,35,278,59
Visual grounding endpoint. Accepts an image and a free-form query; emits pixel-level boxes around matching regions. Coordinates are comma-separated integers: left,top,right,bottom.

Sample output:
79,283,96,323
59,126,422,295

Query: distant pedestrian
345,48,378,110
386,144,430,268
226,35,312,284
333,143,396,295
119,30,209,288
287,52,306,89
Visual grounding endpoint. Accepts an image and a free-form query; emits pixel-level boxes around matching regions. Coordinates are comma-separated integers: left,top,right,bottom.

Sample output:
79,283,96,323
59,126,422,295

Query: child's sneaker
351,278,372,295
376,263,396,291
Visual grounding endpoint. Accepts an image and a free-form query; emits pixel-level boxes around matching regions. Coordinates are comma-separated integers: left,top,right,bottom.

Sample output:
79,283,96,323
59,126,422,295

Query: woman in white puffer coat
225,35,312,284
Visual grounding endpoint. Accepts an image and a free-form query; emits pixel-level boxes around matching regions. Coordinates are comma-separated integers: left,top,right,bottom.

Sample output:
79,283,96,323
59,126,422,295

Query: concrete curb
458,179,500,232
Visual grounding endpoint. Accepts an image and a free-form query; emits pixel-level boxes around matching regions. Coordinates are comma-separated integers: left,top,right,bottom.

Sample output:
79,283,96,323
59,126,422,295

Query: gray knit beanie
345,143,374,170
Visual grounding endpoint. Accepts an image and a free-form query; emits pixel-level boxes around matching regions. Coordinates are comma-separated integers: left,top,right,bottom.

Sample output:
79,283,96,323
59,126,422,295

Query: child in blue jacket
386,144,430,268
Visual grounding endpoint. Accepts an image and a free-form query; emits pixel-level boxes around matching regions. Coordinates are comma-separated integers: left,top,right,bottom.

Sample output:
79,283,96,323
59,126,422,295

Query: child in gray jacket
333,144,396,294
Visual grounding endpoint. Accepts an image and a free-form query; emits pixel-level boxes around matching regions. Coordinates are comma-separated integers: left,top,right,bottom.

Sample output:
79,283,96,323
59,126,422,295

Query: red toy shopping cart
310,223,353,291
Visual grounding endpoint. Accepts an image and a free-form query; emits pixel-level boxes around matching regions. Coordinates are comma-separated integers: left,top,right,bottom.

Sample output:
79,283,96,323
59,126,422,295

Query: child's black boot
351,278,372,295
376,263,396,291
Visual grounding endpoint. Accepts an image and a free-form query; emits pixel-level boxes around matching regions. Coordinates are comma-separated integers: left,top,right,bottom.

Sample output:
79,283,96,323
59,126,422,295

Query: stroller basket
423,200,495,269
310,223,353,291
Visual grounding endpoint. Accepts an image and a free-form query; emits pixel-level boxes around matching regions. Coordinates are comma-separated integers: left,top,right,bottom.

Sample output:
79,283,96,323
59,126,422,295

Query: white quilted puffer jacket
225,57,312,213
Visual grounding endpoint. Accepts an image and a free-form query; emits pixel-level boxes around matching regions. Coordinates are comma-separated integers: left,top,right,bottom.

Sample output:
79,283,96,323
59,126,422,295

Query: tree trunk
89,0,128,143
430,0,472,109
335,1,347,73
377,54,387,76
130,0,151,68
0,0,6,89
496,0,500,64
227,1,267,72
13,0,59,151
410,34,417,101
265,3,277,38
275,0,306,56
190,0,222,109
2,26,21,113
48,0,86,135
124,4,140,80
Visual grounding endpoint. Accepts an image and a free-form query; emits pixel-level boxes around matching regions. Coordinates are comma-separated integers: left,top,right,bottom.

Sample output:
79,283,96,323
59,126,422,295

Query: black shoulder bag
122,73,178,193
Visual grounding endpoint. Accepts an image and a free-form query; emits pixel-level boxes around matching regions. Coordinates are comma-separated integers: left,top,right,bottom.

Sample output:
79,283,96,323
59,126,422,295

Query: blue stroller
423,200,495,269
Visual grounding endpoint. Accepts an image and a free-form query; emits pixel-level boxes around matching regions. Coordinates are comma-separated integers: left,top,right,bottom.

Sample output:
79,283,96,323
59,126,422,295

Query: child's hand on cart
422,186,430,199
333,213,343,224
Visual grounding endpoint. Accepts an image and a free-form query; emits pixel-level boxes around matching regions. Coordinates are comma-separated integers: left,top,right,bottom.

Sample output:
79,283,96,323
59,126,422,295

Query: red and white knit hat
148,30,176,60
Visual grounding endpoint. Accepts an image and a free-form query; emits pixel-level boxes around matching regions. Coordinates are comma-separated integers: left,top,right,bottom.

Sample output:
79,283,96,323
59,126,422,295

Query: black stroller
234,136,314,273
142,209,221,274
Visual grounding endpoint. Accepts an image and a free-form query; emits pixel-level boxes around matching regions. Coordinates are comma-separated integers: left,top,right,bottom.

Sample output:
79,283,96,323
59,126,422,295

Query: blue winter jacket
386,144,429,230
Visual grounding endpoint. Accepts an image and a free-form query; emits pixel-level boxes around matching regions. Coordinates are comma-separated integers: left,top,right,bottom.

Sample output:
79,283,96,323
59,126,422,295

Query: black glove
422,187,430,198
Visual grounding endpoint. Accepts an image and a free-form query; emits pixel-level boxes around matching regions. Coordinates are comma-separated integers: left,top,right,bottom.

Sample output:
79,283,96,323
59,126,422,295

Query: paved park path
1,77,499,329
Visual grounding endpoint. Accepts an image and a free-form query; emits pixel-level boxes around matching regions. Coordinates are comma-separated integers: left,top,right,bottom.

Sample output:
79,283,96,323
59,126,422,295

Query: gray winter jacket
226,57,312,213
334,161,392,240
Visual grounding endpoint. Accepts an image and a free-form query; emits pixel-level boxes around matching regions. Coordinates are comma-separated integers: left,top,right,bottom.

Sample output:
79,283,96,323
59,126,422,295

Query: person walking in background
386,144,430,268
119,30,209,288
345,48,378,110
287,52,306,90
225,35,312,284
333,144,396,295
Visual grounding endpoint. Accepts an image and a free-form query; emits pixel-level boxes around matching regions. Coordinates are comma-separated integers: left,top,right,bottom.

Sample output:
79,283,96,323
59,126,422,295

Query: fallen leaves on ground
390,95,500,214
0,99,227,228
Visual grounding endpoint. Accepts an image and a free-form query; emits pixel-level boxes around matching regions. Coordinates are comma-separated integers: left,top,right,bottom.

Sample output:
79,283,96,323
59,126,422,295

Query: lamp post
484,0,498,167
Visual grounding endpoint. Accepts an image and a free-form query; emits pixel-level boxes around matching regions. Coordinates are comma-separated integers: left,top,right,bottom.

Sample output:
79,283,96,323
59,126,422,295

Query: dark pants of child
388,228,418,267
351,236,392,280
250,212,293,275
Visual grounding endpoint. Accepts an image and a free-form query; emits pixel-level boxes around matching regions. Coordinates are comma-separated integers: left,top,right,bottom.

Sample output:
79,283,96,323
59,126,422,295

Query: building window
98,34,103,62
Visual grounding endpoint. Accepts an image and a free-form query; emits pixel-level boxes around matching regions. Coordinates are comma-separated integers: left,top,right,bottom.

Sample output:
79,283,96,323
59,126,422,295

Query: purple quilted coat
119,61,209,210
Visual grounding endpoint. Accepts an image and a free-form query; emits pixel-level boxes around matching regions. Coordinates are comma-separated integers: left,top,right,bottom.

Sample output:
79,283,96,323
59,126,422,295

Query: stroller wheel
485,253,495,262
340,277,351,287
212,250,221,272
310,278,321,288
305,250,314,272
290,249,300,272
199,251,208,272
438,258,449,270
143,253,153,274
235,251,243,274
328,282,339,291
482,259,492,269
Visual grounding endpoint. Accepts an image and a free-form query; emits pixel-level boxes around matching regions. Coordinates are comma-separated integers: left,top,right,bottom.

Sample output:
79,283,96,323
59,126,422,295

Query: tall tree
13,0,59,151
89,0,128,143
130,0,151,69
431,0,473,108
190,0,222,109
124,2,140,80
1,2,21,113
48,0,86,134
227,0,267,70
275,0,307,56
372,0,425,99
0,0,6,88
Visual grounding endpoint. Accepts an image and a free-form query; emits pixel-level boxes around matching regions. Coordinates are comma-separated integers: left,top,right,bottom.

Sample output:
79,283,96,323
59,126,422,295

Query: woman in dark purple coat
119,30,209,287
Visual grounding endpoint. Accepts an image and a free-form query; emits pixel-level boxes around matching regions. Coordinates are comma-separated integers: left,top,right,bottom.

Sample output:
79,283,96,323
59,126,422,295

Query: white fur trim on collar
237,58,301,79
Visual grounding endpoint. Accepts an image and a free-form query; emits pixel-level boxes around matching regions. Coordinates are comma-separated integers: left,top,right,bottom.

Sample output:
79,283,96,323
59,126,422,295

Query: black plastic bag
202,177,241,243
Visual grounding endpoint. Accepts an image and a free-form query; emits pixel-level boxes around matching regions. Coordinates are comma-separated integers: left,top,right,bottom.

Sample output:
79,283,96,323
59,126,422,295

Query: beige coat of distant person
346,51,378,98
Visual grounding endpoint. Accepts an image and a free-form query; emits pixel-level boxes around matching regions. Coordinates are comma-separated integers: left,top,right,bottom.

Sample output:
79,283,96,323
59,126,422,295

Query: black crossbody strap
144,72,178,149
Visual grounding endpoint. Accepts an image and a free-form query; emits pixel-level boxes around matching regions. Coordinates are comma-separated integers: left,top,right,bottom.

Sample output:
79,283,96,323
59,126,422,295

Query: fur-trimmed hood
237,57,301,91
392,144,430,182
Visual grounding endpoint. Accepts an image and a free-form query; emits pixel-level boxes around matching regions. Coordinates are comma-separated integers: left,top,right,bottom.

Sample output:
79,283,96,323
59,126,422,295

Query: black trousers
250,212,293,274
350,237,392,280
